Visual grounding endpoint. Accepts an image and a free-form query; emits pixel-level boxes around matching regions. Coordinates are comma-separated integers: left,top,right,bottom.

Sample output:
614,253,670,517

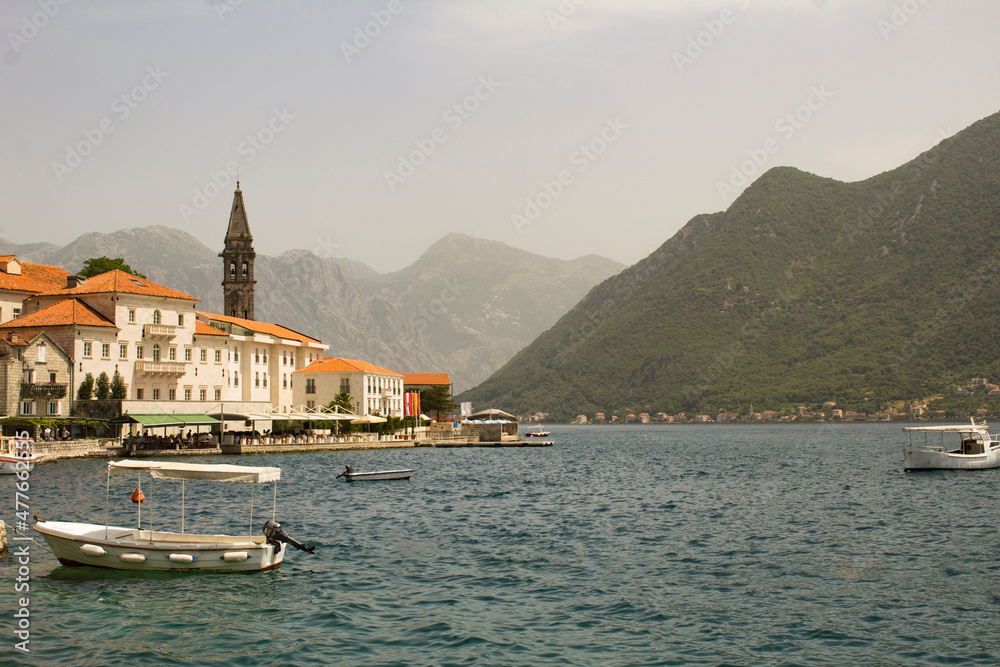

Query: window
21,401,34,415
340,378,350,394
199,388,206,401
242,262,248,277
136,388,143,400
263,352,267,363
152,344,161,362
49,372,57,383
282,374,287,389
152,388,160,400
255,372,260,388
153,310,161,325
282,352,287,365
169,389,176,400
128,308,136,323
120,343,128,360
305,378,316,394
26,369,35,384
215,349,222,363
200,349,207,363
13,308,20,319
83,341,92,357
38,341,47,363
233,372,239,387
234,350,239,362
169,347,176,361
263,374,267,388
101,343,110,359
47,401,59,415
214,389,221,401
178,313,184,326
184,388,191,401
255,350,259,364
184,348,192,362
136,344,144,360
230,262,236,278
306,400,314,409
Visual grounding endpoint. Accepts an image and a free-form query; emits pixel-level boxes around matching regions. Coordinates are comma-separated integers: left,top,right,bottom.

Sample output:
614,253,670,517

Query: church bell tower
220,182,256,320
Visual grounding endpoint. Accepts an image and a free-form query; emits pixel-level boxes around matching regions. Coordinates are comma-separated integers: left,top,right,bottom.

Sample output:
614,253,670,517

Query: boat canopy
108,460,280,483
901,423,987,432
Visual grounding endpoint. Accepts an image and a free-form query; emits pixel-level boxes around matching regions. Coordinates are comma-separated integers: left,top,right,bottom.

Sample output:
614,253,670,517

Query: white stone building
292,357,404,417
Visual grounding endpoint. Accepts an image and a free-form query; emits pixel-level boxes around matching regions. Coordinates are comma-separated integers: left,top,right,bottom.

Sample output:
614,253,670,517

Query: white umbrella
350,414,388,425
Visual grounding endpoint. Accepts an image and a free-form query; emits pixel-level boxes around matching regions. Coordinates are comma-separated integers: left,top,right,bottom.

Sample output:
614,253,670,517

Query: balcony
21,382,68,399
143,323,177,338
135,360,188,376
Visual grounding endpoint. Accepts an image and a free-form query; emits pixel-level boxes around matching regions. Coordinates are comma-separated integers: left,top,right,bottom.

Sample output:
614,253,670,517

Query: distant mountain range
0,229,622,393
459,111,1000,420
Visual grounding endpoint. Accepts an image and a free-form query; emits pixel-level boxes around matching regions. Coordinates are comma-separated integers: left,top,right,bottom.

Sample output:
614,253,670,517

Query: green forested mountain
459,111,1000,419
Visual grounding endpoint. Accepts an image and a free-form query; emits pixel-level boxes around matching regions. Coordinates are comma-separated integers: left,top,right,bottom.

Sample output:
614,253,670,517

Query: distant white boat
34,460,314,571
337,464,413,481
902,420,1000,470
523,424,550,438
0,436,37,475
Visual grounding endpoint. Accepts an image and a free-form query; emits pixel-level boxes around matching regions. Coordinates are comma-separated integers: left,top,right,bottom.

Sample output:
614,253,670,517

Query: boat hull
343,469,413,481
0,456,36,474
902,447,1000,471
34,521,284,572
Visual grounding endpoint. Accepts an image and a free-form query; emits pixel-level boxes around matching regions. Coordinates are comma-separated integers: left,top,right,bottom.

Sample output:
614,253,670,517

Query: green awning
109,414,220,428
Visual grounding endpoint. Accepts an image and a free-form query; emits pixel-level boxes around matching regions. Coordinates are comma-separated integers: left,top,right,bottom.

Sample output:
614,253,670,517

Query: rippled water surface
4,423,1000,665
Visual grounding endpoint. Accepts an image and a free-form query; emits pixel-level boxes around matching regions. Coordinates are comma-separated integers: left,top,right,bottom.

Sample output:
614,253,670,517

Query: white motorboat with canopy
34,460,314,571
901,420,1000,471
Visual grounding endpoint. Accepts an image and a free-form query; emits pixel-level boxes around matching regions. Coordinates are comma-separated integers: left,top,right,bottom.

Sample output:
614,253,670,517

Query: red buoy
130,485,145,504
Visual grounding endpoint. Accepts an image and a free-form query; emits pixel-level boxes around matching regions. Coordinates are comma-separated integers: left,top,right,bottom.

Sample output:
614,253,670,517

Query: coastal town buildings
197,310,326,410
0,254,70,324
402,372,452,396
292,357,404,417
0,330,72,418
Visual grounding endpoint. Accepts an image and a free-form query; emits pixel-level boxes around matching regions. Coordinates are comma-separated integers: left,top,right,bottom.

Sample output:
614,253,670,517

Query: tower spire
220,184,256,320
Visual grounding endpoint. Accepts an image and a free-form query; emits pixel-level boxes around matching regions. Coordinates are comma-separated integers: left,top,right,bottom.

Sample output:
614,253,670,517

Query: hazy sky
3,0,999,273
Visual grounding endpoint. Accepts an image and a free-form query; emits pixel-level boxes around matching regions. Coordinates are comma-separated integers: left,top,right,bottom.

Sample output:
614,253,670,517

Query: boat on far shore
902,420,1000,470
336,464,413,481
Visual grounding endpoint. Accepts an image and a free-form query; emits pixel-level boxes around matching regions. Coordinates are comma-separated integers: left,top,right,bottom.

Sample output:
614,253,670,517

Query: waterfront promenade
29,434,551,462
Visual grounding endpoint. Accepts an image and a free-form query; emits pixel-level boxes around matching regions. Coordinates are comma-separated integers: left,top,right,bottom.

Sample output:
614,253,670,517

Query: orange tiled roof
0,298,115,329
33,269,196,301
194,321,228,337
293,357,402,376
0,259,71,293
198,311,322,345
403,373,451,386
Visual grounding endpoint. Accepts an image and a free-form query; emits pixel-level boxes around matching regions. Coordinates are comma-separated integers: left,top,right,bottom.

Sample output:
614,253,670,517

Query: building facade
0,330,72,418
292,357,404,416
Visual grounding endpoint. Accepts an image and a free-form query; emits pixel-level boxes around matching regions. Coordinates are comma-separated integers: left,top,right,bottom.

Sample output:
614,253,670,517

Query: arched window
241,262,248,277
153,309,162,325
230,262,236,278
152,344,161,362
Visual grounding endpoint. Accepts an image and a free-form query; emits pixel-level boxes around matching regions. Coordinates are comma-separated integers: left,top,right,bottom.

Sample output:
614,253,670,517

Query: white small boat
902,420,1000,470
523,425,550,438
337,465,413,481
34,460,314,572
0,436,37,474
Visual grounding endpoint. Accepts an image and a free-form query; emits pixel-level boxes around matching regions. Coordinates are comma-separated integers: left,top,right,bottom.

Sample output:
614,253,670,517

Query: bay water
3,423,999,665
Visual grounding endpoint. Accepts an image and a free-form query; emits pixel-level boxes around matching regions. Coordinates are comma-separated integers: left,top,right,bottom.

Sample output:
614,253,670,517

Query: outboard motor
263,519,315,554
